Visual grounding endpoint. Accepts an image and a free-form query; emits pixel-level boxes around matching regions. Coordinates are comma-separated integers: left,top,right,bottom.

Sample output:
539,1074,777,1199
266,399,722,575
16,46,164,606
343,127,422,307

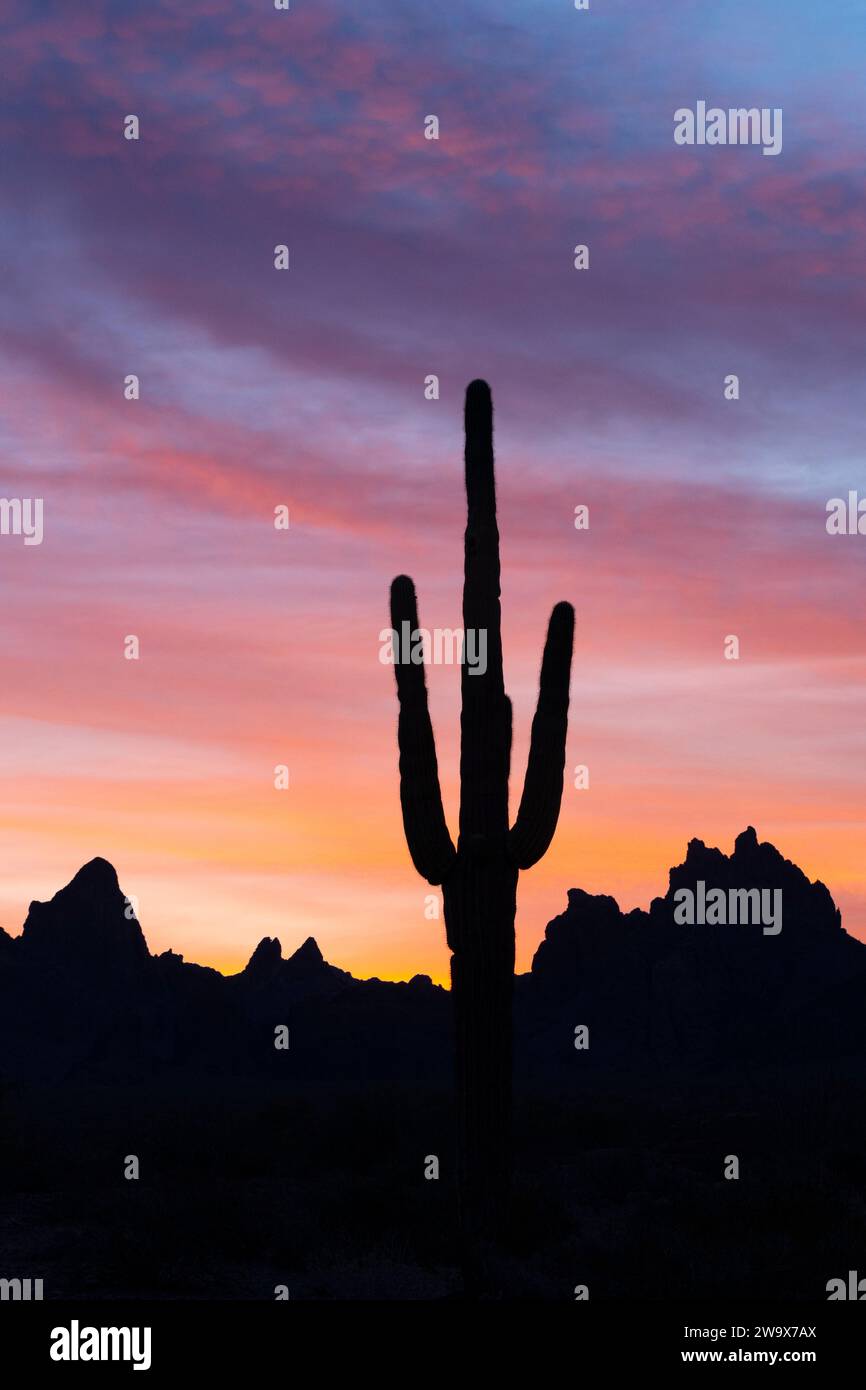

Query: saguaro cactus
389,379,574,1268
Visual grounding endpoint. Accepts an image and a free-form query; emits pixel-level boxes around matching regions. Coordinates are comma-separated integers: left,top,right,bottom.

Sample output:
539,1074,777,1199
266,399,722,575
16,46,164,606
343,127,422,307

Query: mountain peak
734,825,759,854
244,936,283,976
19,856,148,977
532,828,849,998
69,857,121,894
288,936,324,968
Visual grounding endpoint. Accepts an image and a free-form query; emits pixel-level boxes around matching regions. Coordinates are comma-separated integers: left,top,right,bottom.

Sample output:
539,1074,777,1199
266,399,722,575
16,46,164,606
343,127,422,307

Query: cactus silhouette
389,379,574,1275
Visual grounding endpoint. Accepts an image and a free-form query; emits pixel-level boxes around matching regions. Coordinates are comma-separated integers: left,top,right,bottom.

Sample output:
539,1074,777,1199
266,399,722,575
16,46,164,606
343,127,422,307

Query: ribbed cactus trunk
390,380,573,1287
447,868,517,1256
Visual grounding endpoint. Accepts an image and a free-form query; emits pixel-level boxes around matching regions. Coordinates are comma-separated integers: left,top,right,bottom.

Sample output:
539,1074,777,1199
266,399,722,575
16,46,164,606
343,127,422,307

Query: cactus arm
507,600,575,869
389,574,457,884
459,379,509,845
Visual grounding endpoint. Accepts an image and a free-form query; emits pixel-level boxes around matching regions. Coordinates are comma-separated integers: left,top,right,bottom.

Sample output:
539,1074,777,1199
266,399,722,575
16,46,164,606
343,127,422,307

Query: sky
1,0,865,982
